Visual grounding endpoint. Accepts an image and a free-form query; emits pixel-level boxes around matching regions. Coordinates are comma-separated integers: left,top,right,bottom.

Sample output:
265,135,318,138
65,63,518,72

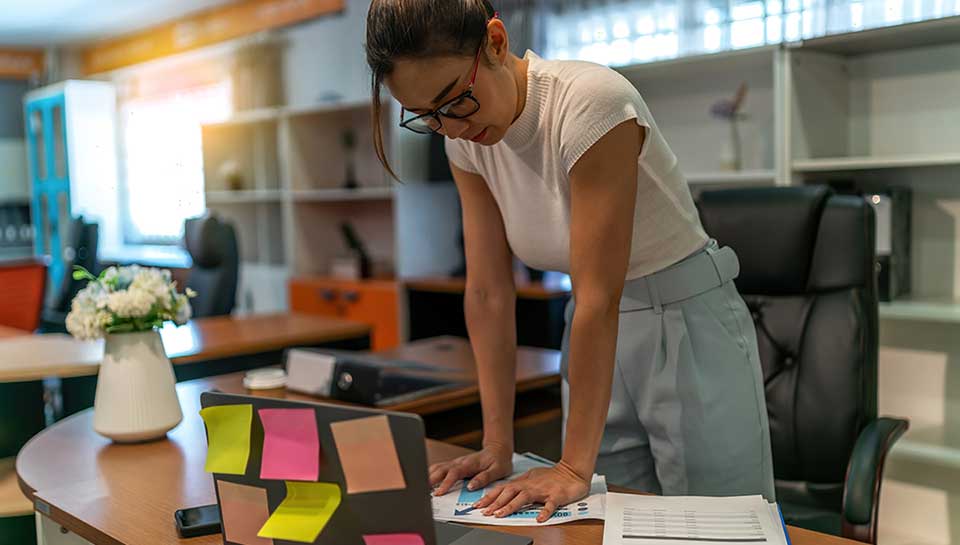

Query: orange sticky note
330,415,406,494
217,480,273,545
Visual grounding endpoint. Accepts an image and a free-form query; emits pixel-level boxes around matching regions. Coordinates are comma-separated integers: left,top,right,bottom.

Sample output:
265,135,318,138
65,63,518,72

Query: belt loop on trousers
646,275,663,314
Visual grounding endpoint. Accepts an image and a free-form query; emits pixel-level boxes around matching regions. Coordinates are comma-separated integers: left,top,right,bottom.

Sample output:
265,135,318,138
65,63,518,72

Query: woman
365,0,775,522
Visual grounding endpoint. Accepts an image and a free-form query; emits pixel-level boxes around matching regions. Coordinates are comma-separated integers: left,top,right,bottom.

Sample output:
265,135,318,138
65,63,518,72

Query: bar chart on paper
603,493,790,545
621,506,766,542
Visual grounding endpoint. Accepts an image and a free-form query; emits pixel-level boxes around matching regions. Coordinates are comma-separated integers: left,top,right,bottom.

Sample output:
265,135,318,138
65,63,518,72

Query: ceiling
0,0,237,47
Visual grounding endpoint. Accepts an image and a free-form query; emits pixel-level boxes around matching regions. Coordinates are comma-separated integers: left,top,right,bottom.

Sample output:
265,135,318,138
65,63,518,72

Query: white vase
93,330,183,442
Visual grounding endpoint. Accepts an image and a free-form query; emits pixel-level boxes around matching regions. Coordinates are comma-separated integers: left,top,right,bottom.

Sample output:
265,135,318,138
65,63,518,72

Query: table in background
197,336,563,454
0,326,29,339
0,312,371,532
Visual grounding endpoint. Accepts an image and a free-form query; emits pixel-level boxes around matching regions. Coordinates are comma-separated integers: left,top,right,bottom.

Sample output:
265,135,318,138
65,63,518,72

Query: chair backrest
184,213,239,318
48,215,99,313
697,185,878,512
0,259,46,331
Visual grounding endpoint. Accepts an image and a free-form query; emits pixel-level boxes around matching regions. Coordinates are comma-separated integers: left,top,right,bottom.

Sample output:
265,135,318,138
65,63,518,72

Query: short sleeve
557,67,648,174
444,136,481,175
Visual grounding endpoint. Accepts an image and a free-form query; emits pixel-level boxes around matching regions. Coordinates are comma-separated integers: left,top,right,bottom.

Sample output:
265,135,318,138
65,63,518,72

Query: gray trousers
560,240,776,501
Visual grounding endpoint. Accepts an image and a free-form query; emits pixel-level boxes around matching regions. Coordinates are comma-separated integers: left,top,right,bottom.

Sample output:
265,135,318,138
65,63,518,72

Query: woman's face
386,42,517,146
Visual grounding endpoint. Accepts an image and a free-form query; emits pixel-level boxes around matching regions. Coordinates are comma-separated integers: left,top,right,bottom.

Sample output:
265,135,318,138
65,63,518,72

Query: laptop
200,391,532,545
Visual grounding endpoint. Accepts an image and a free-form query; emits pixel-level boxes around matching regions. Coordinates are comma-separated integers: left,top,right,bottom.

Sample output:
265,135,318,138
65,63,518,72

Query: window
120,82,231,244
541,0,960,66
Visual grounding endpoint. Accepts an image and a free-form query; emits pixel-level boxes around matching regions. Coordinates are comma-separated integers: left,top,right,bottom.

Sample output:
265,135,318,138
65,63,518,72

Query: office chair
183,213,239,317
697,185,908,544
39,215,99,333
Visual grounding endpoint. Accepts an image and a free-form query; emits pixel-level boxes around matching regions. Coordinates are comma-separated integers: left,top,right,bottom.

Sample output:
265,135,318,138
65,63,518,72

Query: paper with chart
432,453,606,526
602,492,791,545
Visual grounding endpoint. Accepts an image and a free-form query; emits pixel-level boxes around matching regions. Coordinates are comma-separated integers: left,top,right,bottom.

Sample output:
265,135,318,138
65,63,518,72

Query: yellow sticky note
258,482,341,543
199,404,253,475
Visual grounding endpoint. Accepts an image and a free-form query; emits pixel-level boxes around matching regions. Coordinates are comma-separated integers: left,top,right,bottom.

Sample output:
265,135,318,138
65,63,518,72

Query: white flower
106,287,155,318
66,265,197,339
173,294,192,325
66,283,113,339
131,268,173,302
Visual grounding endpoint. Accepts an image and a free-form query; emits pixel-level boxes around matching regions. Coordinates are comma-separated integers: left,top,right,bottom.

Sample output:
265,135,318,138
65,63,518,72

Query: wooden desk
15,373,858,545
188,336,562,451
0,313,371,383
405,277,572,300
405,278,571,350
0,313,370,464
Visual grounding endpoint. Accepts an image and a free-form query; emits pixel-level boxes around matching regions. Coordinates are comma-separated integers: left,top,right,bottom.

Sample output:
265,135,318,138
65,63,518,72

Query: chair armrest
841,416,909,544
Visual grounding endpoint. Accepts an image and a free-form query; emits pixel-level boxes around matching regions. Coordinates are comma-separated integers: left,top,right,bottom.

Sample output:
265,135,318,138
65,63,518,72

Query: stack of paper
432,452,607,526
603,493,791,545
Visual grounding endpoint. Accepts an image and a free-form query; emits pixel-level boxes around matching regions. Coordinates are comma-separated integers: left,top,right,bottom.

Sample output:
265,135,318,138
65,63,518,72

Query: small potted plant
66,265,196,442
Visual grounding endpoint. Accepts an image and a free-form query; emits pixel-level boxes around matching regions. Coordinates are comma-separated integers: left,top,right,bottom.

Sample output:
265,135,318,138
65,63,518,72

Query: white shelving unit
290,187,394,202
686,169,777,185
205,189,284,204
893,426,960,471
617,46,782,186
793,153,960,172
615,20,960,543
879,299,960,324
201,98,406,313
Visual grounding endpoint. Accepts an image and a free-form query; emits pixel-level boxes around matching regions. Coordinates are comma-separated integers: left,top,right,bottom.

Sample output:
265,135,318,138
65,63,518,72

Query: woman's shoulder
530,53,639,102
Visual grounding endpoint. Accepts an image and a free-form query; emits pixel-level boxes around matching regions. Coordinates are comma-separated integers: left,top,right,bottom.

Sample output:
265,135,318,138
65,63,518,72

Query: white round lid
243,368,287,390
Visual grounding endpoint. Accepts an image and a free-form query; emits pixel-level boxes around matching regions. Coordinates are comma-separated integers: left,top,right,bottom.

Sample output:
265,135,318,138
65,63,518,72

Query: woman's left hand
472,461,591,523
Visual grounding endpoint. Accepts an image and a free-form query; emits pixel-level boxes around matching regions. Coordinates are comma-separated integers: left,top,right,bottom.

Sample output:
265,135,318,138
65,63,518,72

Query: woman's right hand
429,442,514,496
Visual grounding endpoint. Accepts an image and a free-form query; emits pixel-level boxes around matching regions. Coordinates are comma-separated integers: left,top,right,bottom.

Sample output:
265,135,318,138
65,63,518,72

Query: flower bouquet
66,265,196,442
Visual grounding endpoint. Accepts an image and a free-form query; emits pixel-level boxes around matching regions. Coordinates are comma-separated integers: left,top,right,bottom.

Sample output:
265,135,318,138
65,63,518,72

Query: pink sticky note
363,534,426,545
217,480,274,545
258,408,320,481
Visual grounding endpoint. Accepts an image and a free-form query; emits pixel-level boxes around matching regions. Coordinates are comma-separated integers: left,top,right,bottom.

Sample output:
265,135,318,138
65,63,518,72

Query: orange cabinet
289,277,400,350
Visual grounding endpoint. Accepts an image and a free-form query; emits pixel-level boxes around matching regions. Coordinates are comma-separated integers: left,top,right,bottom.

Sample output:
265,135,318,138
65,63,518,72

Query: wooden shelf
686,170,776,185
615,45,777,81
793,153,960,172
792,15,960,56
205,190,283,204
893,425,960,470
291,187,394,202
879,299,960,323
206,106,284,127
283,99,372,119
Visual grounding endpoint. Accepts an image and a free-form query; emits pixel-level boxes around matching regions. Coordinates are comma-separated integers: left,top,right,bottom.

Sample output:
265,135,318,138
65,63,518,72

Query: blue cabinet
23,81,119,294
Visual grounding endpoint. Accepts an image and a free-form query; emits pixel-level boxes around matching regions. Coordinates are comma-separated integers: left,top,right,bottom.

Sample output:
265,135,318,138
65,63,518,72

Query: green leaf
72,266,97,282
106,322,135,334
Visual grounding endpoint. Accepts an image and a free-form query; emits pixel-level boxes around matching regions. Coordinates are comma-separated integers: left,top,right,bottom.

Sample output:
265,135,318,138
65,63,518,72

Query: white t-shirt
445,50,707,280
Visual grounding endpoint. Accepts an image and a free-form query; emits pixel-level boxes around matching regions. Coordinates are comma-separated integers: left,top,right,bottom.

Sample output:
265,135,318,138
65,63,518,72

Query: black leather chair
183,213,239,317
697,185,908,544
39,215,99,333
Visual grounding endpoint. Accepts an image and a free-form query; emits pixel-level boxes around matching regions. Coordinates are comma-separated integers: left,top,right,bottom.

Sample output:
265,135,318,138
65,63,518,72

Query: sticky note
259,408,320,481
217,480,274,545
200,404,253,475
258,482,341,543
330,415,406,494
363,534,426,545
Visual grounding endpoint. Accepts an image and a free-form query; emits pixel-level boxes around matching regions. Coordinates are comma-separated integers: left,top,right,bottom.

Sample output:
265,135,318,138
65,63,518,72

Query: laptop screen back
199,391,437,545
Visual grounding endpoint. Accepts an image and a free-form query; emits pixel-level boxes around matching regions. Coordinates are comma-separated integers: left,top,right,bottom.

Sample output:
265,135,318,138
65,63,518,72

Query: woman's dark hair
366,0,496,179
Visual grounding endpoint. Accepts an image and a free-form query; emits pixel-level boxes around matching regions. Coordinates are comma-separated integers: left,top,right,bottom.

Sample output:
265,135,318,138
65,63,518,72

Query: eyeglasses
398,43,483,135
